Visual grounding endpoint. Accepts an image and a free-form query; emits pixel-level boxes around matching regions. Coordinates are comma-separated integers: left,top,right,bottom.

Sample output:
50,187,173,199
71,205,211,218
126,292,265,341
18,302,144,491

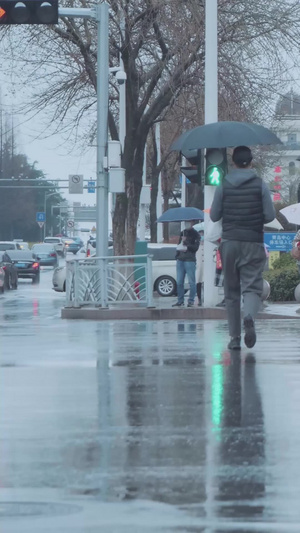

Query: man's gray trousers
220,240,266,338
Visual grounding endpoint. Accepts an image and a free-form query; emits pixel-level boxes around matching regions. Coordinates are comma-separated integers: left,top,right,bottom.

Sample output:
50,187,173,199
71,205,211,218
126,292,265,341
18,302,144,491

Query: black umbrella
171,121,282,152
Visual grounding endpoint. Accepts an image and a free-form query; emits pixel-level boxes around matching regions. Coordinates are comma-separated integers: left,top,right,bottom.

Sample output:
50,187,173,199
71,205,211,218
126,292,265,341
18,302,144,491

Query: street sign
37,221,44,228
264,232,296,252
69,174,83,194
88,180,95,193
36,211,46,222
67,220,75,228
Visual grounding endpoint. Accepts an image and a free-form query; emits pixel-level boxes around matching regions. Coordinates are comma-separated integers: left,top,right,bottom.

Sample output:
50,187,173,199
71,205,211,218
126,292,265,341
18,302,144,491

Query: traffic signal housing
180,149,202,186
205,148,227,186
0,0,58,24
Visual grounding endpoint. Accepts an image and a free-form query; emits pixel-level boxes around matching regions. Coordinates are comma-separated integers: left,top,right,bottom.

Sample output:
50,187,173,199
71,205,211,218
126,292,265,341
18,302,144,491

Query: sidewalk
62,299,300,320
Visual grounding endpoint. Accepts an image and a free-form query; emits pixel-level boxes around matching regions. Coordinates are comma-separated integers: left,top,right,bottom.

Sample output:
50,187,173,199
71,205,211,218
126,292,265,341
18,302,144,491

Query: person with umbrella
210,145,275,350
172,221,200,307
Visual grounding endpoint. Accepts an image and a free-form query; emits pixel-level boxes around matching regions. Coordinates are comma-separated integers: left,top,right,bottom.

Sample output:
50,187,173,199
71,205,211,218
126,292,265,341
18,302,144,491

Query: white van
147,243,178,296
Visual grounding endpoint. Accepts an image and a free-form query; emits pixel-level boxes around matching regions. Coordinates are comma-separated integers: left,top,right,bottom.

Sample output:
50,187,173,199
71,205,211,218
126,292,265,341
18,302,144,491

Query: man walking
210,146,275,349
172,222,200,308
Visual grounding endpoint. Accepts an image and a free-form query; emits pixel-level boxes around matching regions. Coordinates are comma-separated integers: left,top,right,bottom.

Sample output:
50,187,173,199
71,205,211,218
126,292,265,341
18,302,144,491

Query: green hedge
264,254,299,301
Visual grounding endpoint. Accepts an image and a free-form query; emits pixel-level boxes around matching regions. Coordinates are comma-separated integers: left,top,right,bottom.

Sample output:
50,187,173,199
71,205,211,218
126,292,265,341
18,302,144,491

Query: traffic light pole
204,0,220,307
58,2,109,261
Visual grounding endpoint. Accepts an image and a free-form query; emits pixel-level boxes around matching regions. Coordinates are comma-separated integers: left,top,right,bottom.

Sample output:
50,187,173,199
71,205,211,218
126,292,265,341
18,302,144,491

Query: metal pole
139,145,147,240
44,194,47,240
203,0,219,307
96,1,109,259
180,157,187,233
119,13,126,152
44,191,57,240
156,123,163,242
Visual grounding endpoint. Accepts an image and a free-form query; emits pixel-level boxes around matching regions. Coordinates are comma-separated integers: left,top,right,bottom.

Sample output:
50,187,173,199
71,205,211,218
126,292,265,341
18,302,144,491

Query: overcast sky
1,67,97,207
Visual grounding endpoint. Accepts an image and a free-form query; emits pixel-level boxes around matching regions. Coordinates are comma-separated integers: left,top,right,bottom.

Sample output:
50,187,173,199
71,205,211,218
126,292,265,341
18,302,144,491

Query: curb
61,306,300,321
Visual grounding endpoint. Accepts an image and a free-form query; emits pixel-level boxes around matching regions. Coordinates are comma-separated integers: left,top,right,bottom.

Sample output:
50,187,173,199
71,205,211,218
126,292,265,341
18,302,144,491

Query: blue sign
36,212,46,222
264,232,296,252
88,180,95,193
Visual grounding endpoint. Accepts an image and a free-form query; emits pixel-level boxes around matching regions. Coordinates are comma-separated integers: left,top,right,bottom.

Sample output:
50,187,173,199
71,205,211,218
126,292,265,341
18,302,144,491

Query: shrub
264,261,299,301
271,252,295,270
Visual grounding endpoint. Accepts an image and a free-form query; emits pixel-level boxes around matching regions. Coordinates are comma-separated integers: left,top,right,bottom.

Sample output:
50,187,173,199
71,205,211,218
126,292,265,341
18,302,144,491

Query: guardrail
65,254,153,308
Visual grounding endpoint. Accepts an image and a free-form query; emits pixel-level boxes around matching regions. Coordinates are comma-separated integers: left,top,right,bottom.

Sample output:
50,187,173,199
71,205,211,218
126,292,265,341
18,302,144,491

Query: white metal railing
65,254,153,308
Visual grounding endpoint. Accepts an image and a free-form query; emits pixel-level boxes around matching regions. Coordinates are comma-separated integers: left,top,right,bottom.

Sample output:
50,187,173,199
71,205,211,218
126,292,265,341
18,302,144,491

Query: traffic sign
37,221,44,228
264,232,296,252
88,180,95,193
69,174,83,194
67,220,75,228
36,212,46,222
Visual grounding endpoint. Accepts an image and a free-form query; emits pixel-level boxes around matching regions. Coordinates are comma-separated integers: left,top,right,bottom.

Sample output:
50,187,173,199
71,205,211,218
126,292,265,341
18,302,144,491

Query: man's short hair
232,146,253,168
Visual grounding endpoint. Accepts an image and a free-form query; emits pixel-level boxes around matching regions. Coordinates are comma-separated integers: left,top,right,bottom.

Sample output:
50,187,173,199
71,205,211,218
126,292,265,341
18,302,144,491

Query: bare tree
3,0,300,254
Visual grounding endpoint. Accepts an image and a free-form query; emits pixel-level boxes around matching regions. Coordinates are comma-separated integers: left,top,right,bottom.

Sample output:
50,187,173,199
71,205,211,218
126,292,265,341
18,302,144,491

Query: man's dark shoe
187,302,194,308
243,314,256,348
227,336,241,350
172,302,184,307
216,299,226,307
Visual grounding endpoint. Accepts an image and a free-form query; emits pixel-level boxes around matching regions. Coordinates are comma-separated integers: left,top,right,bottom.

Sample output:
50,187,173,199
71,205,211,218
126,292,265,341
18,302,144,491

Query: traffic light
205,148,227,186
180,149,202,185
0,0,58,25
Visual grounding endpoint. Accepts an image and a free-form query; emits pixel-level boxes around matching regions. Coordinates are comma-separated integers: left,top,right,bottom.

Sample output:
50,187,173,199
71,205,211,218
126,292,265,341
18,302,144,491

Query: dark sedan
0,252,18,290
8,250,40,283
31,244,58,267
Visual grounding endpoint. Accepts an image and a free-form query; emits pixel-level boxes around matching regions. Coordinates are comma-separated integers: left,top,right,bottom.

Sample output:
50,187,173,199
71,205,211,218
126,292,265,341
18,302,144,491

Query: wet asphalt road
0,263,300,532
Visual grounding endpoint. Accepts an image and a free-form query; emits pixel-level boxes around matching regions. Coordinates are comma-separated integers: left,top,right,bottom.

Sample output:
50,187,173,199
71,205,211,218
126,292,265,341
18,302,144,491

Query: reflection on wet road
0,266,300,531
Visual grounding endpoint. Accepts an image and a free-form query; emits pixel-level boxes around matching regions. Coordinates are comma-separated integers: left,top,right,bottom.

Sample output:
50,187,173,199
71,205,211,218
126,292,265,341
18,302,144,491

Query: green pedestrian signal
206,166,223,186
205,148,227,186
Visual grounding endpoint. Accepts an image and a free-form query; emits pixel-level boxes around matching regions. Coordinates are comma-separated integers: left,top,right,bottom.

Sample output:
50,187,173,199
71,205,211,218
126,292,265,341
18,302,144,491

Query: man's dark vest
222,176,264,243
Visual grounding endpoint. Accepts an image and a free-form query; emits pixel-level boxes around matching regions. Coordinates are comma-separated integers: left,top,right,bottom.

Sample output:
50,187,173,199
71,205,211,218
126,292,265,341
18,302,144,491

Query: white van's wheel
155,276,176,297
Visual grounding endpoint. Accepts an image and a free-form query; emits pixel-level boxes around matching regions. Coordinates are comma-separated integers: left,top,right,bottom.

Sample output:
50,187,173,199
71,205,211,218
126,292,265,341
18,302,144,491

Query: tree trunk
113,130,146,256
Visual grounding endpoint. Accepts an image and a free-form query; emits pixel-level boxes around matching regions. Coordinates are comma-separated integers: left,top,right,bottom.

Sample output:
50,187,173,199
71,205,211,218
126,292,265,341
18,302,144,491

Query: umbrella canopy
171,121,282,152
280,203,300,225
157,207,204,223
264,219,284,231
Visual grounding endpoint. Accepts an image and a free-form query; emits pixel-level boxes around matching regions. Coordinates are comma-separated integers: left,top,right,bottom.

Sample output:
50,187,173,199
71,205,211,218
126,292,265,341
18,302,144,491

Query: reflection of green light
212,352,224,427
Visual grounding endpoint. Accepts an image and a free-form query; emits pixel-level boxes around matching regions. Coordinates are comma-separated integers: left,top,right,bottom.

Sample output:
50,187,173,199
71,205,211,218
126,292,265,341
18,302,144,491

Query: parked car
44,237,66,257
8,250,40,283
0,252,18,290
0,241,22,251
63,237,84,255
53,243,184,297
0,265,5,293
31,244,58,267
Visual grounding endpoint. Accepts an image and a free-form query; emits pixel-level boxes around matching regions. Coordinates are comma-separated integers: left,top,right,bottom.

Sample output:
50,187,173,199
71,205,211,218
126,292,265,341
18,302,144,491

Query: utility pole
95,2,109,258
204,0,219,307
